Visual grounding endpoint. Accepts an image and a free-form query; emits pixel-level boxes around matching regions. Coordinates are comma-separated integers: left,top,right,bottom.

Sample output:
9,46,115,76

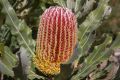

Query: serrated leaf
0,0,35,56
71,33,120,80
75,0,95,18
89,70,107,80
71,35,112,80
81,32,95,55
0,46,17,77
86,35,112,64
110,33,120,49
78,0,111,56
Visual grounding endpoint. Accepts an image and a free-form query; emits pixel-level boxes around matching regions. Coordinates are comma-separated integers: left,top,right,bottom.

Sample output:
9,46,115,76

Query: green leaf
0,0,35,56
74,0,82,13
78,0,111,56
86,35,112,64
81,32,95,55
110,33,120,49
0,13,5,27
0,46,17,77
0,25,11,44
53,0,66,7
75,0,95,18
71,35,112,80
89,70,107,80
28,70,44,80
71,32,120,80
0,60,14,76
0,43,4,56
66,0,75,10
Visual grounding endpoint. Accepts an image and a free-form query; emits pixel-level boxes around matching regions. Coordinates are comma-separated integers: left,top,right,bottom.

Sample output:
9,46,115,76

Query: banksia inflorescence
33,6,77,75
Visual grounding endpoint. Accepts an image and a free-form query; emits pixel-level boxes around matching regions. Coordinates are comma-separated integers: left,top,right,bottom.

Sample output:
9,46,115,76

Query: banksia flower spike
33,6,77,75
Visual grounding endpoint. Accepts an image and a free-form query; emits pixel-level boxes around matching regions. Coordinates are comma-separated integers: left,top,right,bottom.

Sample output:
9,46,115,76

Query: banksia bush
1,0,120,80
33,6,77,75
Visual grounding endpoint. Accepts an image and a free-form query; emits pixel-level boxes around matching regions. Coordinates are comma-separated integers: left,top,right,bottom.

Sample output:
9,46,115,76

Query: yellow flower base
33,55,61,75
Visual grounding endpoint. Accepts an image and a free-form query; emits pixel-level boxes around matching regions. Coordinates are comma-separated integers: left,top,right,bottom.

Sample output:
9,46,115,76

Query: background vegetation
0,0,120,80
